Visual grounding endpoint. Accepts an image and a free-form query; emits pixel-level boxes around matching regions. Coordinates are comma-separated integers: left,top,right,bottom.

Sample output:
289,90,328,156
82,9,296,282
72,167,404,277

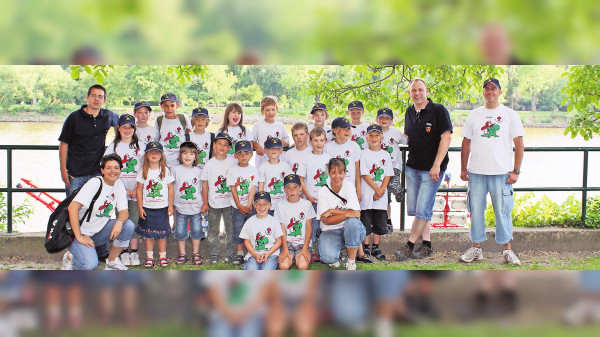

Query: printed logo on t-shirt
481,116,502,138
215,175,231,194
146,135,152,142
164,132,180,149
313,169,329,187
292,162,299,174
287,216,304,237
234,177,250,196
227,279,249,305
255,228,271,251
351,134,365,150
179,181,197,200
370,163,384,182
336,154,350,171
267,173,285,195
96,194,115,218
146,179,164,198
121,154,138,173
380,143,393,155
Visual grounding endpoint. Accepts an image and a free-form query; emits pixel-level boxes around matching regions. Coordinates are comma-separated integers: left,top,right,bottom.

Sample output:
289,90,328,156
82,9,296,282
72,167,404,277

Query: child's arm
278,221,289,262
167,182,174,218
299,218,312,261
258,182,265,192
201,180,209,213
300,176,317,204
230,184,245,212
253,142,264,156
266,236,283,258
244,239,264,263
136,182,145,219
379,176,392,197
355,160,362,202
246,185,257,212
362,174,382,201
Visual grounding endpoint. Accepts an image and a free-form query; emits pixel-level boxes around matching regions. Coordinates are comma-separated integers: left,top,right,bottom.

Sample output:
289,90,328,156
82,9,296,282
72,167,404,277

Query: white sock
146,251,154,259
159,251,167,259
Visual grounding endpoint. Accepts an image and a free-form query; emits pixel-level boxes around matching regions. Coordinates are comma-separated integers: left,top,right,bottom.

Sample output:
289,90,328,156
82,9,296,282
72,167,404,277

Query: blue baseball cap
264,137,283,149
192,107,209,118
118,114,136,127
376,107,394,119
254,191,272,203
348,100,364,111
366,124,383,134
284,174,301,187
214,132,233,146
310,102,328,114
145,142,163,152
483,78,501,89
234,140,252,153
133,100,152,112
160,93,178,103
331,117,356,129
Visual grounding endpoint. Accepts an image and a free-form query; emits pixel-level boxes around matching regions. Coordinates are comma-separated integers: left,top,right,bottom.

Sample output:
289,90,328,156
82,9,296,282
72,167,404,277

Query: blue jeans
209,312,263,337
467,172,514,244
244,255,279,270
405,166,444,221
311,203,320,244
174,211,204,241
318,217,366,264
69,219,135,270
231,207,256,245
66,174,100,197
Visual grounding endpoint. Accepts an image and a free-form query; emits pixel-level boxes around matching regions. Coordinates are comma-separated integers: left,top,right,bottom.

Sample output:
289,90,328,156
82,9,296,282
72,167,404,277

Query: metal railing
2,145,600,233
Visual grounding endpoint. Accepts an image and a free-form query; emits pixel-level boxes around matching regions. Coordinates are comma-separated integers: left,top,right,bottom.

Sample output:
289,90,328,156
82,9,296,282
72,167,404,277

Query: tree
562,65,600,140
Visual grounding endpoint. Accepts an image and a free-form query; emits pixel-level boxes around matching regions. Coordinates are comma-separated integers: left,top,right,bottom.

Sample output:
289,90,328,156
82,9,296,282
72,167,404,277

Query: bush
0,188,34,233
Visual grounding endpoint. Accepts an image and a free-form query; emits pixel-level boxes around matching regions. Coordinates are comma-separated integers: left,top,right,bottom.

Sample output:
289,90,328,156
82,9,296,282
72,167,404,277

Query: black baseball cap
483,78,501,89
133,100,152,112
311,103,328,114
160,93,178,103
254,191,272,203
331,117,356,129
348,100,364,110
376,107,394,119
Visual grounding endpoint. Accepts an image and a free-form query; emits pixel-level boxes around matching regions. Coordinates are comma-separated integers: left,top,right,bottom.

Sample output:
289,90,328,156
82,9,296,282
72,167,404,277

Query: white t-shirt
359,149,393,210
324,140,361,184
461,105,525,175
157,114,192,167
226,164,259,209
189,131,213,171
200,156,236,209
282,146,313,175
202,271,271,313
136,125,159,150
258,160,292,209
73,177,128,237
297,151,332,200
252,120,290,168
239,215,283,261
103,141,143,200
381,127,408,170
136,167,175,209
316,182,361,231
350,122,369,150
172,165,203,215
308,124,333,142
224,125,254,160
274,199,316,245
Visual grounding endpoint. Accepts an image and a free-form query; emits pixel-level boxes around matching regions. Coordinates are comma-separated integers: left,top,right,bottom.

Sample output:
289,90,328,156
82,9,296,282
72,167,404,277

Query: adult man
459,78,524,266
395,78,452,260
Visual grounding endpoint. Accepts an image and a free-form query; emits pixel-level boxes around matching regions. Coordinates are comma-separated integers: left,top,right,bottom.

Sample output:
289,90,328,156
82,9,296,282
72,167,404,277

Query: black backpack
44,177,103,253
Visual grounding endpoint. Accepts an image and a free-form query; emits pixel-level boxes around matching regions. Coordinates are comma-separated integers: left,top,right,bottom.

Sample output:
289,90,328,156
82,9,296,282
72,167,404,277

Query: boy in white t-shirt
156,93,192,167
201,132,236,265
252,96,290,169
189,107,214,171
348,100,369,150
133,100,159,150
239,192,283,270
307,103,333,142
324,117,362,202
275,174,316,270
282,122,312,175
258,137,292,215
359,124,393,261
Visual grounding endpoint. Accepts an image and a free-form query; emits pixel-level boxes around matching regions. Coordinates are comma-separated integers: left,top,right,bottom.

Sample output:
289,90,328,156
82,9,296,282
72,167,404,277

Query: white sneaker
503,250,521,266
105,257,128,270
120,252,131,266
61,251,73,270
345,259,357,271
328,260,341,268
129,252,141,266
459,247,483,263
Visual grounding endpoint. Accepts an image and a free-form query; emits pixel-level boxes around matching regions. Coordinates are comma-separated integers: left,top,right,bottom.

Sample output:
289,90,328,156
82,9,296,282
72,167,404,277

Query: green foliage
562,65,600,140
0,187,34,232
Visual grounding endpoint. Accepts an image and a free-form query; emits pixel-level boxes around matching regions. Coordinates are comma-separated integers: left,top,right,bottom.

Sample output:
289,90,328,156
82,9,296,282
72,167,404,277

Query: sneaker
459,247,483,263
412,245,433,259
61,251,73,270
503,250,521,266
394,243,413,261
345,259,357,271
120,252,131,266
233,254,244,266
129,252,141,266
223,254,235,264
328,260,341,268
209,255,219,265
105,257,128,270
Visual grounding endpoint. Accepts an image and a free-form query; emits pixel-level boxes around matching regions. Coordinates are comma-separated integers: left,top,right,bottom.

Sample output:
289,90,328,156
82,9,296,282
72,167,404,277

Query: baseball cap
254,191,272,203
284,174,301,187
376,107,394,119
264,137,283,149
234,140,252,153
366,124,383,134
160,93,178,103
310,103,328,114
180,141,198,152
118,114,136,127
133,100,152,112
483,78,501,89
192,107,209,118
331,117,356,129
145,142,163,152
348,100,364,110
214,132,233,146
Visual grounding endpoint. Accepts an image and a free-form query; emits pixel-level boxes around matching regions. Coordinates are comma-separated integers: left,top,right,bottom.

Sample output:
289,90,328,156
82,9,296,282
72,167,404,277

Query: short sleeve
164,168,175,184
436,105,453,136
280,126,290,142
316,187,329,218
200,162,209,181
72,178,102,207
103,144,115,156
258,164,266,183
272,217,284,238
461,113,473,139
184,114,192,131
509,110,525,139
115,181,129,211
359,152,369,175
239,220,252,240
58,114,75,144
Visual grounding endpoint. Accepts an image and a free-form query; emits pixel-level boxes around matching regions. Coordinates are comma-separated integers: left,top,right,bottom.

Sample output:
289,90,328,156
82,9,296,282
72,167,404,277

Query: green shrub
0,187,34,233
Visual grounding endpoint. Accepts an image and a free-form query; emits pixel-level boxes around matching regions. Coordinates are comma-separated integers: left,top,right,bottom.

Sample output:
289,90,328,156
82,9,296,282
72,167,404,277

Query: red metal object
17,178,61,212
431,178,469,228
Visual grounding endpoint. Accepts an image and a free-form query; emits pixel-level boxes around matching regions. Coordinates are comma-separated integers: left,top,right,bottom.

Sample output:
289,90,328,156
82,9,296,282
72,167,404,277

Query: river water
2,122,600,232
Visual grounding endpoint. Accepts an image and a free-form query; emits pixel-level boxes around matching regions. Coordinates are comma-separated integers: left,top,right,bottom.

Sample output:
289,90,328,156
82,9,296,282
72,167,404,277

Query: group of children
104,93,406,270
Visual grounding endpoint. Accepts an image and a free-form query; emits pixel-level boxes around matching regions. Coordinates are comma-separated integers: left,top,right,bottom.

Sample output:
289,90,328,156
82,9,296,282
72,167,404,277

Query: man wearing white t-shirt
459,78,525,266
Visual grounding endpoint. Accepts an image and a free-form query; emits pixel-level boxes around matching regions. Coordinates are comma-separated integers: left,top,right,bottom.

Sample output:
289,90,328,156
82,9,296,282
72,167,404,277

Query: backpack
44,177,103,253
156,114,190,142
208,132,215,159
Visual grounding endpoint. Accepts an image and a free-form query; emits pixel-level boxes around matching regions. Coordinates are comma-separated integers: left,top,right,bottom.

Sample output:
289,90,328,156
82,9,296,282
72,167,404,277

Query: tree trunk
531,86,537,114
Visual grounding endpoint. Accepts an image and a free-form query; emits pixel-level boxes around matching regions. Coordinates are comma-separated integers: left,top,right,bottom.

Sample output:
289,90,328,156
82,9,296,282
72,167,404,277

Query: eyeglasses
89,94,104,99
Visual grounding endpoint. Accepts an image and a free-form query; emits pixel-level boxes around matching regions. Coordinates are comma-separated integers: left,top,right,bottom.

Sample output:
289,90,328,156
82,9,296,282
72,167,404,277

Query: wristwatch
512,169,520,175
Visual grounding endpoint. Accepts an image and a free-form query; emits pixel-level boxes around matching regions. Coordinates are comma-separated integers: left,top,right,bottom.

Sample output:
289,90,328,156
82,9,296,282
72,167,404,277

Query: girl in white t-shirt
104,113,143,266
135,142,175,268
218,102,254,160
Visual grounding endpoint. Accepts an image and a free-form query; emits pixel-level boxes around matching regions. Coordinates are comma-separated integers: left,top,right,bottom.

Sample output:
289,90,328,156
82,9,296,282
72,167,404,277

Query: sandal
192,253,203,266
372,247,387,261
175,254,188,265
144,258,154,269
159,257,169,268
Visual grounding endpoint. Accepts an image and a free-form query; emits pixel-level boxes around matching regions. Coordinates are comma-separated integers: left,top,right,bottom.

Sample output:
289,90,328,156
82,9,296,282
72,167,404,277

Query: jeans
467,172,514,244
208,206,234,257
69,219,135,270
209,312,263,337
174,211,204,241
231,207,256,245
318,217,366,264
311,203,320,244
244,255,279,270
405,166,444,221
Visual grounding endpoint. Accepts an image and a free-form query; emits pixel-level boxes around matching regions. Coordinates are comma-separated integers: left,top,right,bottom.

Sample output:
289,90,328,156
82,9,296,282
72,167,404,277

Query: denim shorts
405,166,444,221
244,254,279,270
174,211,204,241
231,207,256,245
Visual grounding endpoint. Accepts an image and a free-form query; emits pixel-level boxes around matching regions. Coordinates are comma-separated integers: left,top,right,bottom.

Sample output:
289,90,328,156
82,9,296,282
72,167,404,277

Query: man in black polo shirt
395,78,452,261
